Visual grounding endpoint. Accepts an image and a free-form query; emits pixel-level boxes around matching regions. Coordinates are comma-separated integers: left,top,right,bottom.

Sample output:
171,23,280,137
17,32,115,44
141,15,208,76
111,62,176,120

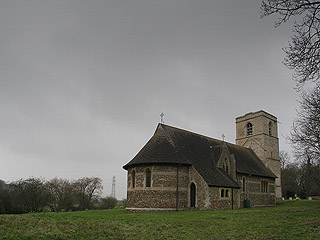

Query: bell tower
235,110,281,200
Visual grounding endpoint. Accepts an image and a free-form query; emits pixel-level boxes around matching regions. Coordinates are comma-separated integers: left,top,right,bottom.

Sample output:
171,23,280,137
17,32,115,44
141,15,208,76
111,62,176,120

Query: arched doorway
190,183,196,207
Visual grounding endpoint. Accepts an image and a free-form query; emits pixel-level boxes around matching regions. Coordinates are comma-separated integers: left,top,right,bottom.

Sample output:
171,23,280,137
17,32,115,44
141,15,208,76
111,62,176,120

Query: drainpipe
246,174,251,199
231,188,234,210
176,164,179,211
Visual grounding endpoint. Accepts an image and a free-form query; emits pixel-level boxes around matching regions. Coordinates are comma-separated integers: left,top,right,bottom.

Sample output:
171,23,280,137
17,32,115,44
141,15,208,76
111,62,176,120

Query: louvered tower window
269,121,273,136
247,122,253,136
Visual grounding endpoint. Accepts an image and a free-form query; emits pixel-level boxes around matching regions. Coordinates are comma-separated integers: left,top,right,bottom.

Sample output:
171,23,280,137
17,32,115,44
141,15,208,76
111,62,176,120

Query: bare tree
279,150,291,169
261,0,320,89
47,178,75,212
10,178,50,213
290,85,320,162
73,177,103,210
1,177,106,214
281,162,301,198
0,179,11,214
0,179,5,189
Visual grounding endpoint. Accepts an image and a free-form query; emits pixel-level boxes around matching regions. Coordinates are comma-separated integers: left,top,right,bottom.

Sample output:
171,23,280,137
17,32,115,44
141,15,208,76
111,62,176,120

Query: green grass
0,200,319,240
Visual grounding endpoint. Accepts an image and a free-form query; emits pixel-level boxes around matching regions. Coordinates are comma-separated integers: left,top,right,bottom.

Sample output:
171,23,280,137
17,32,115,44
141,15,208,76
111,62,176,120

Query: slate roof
123,124,276,188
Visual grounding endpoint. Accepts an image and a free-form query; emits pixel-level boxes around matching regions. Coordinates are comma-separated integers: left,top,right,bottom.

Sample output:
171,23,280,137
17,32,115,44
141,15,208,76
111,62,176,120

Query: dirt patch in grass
306,222,320,227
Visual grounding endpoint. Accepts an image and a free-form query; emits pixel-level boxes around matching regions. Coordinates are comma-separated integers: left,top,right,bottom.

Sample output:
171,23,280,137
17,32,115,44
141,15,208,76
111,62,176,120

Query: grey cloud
0,0,297,198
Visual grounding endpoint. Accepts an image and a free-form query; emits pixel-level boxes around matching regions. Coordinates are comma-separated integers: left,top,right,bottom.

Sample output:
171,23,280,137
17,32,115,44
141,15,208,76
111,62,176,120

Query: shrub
99,197,117,209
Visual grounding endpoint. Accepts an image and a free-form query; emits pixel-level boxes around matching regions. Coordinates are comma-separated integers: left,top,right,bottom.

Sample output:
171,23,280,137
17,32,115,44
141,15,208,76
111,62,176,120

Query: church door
190,183,196,207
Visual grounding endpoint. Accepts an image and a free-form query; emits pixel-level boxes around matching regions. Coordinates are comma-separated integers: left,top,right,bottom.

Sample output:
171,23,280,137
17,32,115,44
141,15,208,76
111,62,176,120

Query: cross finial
222,134,225,141
160,112,164,124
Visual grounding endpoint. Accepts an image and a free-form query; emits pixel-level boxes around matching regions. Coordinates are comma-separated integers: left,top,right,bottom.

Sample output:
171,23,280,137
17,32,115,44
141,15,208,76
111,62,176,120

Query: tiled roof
123,124,276,188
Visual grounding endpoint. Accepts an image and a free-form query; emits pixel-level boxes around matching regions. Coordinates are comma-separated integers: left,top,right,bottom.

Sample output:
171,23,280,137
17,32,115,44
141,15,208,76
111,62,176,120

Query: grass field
0,200,319,240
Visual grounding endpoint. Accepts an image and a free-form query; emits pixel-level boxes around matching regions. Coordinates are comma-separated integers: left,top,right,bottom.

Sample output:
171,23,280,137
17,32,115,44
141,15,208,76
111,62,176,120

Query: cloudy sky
0,0,298,199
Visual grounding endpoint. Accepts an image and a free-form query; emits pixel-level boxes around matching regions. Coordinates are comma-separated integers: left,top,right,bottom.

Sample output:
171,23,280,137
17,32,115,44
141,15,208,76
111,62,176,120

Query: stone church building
123,111,281,211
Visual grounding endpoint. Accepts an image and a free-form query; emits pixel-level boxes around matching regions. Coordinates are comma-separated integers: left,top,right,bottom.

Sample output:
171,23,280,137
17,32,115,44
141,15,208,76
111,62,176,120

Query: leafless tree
261,0,320,90
73,177,103,210
279,150,291,169
47,178,75,212
0,179,5,189
0,180,10,214
281,161,300,198
10,178,50,213
1,177,106,214
290,85,320,162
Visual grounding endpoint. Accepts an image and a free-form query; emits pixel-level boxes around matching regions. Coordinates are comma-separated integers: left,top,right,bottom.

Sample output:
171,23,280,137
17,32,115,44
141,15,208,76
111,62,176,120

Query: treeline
0,177,118,214
281,151,320,199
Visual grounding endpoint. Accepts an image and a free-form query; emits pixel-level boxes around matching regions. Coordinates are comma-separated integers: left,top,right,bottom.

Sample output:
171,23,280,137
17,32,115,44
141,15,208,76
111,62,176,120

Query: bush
99,197,117,209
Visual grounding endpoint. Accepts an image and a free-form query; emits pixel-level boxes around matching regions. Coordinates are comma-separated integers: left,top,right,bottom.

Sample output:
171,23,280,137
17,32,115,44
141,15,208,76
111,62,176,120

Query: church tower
235,110,281,200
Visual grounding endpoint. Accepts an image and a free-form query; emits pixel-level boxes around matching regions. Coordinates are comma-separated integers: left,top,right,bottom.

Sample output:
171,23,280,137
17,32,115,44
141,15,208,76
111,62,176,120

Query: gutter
176,164,179,211
232,188,234,210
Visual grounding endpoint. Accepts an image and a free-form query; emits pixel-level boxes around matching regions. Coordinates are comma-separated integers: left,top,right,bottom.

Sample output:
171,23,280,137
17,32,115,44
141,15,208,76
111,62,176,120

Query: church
123,111,281,211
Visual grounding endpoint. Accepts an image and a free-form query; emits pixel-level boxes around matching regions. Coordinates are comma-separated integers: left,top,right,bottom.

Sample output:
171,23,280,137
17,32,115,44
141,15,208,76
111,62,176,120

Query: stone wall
235,111,282,200
188,166,210,210
125,164,275,211
127,190,188,209
237,174,276,207
208,187,240,209
126,164,190,211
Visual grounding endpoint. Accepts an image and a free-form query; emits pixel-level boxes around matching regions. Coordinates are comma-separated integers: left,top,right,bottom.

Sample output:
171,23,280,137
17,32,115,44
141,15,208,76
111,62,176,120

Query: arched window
225,189,229,198
190,183,196,207
261,179,268,193
269,121,273,136
132,170,135,188
221,189,225,198
145,168,151,187
247,122,253,136
222,158,229,175
265,181,268,192
242,176,246,192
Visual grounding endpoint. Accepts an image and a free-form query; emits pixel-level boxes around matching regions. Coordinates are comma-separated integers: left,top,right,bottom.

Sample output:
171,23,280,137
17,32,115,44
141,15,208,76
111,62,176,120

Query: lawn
0,200,319,240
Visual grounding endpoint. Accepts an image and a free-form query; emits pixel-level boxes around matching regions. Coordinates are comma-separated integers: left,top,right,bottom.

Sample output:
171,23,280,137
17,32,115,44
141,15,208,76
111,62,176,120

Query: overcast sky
0,0,298,199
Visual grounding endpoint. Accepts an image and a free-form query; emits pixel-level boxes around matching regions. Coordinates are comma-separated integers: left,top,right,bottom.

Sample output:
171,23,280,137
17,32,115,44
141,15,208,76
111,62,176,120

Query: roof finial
160,112,164,124
222,134,225,142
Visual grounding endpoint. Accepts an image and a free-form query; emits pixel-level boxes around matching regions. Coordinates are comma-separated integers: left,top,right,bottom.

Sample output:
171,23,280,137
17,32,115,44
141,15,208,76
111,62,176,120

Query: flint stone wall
238,174,276,207
126,165,191,210
126,165,276,211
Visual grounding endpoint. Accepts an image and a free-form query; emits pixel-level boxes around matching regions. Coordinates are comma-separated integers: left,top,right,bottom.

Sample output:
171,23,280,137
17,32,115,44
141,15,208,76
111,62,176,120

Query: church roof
123,124,276,188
